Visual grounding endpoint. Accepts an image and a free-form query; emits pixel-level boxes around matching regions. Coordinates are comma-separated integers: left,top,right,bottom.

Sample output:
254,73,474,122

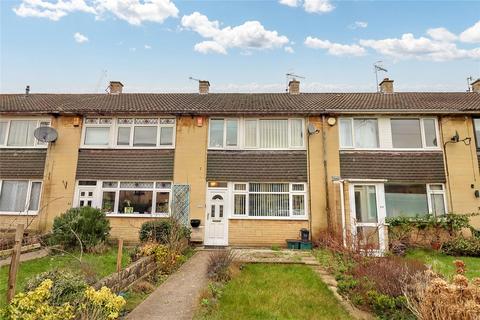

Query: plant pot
190,219,201,228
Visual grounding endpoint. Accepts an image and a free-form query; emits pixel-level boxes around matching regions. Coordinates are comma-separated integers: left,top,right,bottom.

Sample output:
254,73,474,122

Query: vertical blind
259,120,288,148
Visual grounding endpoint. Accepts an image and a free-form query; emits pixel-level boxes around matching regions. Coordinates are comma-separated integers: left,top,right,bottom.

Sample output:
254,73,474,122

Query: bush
403,262,480,320
207,250,236,282
79,286,126,320
441,237,480,257
2,279,75,320
139,220,190,243
51,207,111,250
24,269,87,307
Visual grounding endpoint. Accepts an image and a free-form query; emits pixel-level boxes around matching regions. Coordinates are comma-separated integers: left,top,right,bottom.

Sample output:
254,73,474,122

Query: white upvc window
0,180,43,215
74,180,172,217
427,184,447,216
0,118,51,148
208,117,305,150
339,116,440,150
81,117,176,148
231,182,308,219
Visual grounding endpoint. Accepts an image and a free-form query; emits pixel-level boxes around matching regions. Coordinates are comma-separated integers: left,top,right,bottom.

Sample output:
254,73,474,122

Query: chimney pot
199,80,210,95
25,85,30,96
379,78,394,94
288,79,300,95
471,79,480,93
109,81,124,94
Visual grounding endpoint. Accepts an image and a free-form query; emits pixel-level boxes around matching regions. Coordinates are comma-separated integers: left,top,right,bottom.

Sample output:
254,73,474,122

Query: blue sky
1,0,479,93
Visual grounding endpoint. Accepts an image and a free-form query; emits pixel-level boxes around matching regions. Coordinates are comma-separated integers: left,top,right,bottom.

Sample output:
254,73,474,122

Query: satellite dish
34,126,58,143
307,124,318,135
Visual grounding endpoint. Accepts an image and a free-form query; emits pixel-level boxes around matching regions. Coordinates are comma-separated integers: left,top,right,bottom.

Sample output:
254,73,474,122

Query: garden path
126,250,211,320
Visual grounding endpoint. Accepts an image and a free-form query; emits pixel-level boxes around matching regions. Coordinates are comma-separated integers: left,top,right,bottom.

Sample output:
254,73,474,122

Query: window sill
0,146,48,149
340,148,442,152
229,216,308,221
80,146,175,150
0,212,38,216
105,213,169,218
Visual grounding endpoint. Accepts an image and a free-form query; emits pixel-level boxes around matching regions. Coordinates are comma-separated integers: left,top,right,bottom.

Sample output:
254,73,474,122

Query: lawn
406,248,480,280
198,264,352,320
0,246,131,308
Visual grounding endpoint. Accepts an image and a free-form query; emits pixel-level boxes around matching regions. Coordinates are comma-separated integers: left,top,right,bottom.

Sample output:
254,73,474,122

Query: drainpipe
333,179,347,247
306,117,313,241
321,115,331,229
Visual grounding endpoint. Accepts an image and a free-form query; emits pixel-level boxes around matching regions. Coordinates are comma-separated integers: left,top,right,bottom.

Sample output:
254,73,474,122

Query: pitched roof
1,92,479,115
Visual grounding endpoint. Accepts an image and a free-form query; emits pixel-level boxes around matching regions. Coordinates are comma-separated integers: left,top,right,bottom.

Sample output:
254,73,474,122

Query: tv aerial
34,126,58,143
285,73,305,92
374,61,388,92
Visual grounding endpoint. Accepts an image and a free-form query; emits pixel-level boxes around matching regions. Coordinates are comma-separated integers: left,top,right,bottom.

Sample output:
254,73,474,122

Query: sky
1,0,479,93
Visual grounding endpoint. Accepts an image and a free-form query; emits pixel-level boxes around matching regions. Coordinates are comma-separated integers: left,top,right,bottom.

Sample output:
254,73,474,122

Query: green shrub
51,207,111,250
366,291,413,320
139,220,190,243
441,237,480,257
24,269,87,307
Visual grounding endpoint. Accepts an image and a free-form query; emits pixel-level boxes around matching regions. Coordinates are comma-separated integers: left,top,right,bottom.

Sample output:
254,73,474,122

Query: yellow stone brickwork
229,219,309,246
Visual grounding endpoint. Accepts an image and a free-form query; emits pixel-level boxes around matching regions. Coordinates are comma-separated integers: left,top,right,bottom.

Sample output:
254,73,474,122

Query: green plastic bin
286,239,301,250
300,241,312,250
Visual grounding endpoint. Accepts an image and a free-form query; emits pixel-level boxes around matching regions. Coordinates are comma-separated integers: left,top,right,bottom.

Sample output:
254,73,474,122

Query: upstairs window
474,119,480,149
82,117,175,148
339,118,379,148
391,118,438,148
209,118,304,149
0,119,51,147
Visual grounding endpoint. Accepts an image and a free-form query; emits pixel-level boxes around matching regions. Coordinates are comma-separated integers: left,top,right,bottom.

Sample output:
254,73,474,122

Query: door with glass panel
205,190,228,246
350,184,386,252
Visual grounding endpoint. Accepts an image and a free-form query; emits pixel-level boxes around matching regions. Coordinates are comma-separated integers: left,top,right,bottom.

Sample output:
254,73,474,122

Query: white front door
350,183,386,253
205,190,228,246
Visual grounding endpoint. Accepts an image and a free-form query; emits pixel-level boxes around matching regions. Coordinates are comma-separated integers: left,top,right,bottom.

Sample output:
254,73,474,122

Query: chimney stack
25,85,30,96
379,78,394,94
108,81,123,94
471,79,480,93
199,80,210,95
288,79,300,95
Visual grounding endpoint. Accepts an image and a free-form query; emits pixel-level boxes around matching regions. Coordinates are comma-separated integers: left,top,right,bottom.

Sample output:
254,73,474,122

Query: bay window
82,117,175,148
0,180,42,213
0,119,51,147
209,118,305,149
385,183,446,217
232,182,307,218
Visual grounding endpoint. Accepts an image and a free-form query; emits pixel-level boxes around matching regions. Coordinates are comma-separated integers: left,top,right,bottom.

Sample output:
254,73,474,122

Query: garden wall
94,255,157,292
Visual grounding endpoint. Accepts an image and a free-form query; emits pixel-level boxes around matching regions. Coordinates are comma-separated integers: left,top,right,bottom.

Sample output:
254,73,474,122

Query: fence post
7,224,24,304
116,239,123,273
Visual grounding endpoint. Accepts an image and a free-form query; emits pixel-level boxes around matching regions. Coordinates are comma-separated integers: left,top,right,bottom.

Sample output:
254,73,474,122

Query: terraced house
1,78,480,251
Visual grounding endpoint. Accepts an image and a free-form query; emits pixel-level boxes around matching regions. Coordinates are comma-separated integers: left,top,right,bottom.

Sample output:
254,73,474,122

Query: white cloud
278,0,299,7
460,21,480,43
13,0,178,25
144,44,151,49
304,36,366,56
360,33,480,61
284,46,294,53
303,0,335,13
278,0,334,13
426,27,457,42
348,21,368,29
73,32,88,43
181,12,289,54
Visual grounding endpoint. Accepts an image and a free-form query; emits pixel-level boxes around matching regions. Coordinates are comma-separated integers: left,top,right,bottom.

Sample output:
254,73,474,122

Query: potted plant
123,200,134,214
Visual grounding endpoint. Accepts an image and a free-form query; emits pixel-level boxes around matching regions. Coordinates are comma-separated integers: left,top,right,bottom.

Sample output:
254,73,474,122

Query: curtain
85,127,109,145
28,182,42,211
0,121,7,145
0,181,28,212
259,120,288,148
244,120,257,147
160,127,173,145
7,120,36,146
290,119,303,147
354,119,378,148
339,119,353,147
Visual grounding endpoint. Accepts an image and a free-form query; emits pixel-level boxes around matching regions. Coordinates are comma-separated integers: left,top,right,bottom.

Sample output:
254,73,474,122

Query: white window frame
426,183,447,216
229,182,308,220
339,116,441,151
0,179,43,215
81,117,176,149
0,118,51,148
73,180,172,217
208,117,306,150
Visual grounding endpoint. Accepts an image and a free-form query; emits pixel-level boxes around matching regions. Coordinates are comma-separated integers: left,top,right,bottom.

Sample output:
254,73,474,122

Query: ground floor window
231,182,307,218
385,183,446,218
75,180,171,216
0,180,42,213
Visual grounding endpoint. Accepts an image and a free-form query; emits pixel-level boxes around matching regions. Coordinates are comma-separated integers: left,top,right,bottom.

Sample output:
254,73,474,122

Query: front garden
0,206,194,319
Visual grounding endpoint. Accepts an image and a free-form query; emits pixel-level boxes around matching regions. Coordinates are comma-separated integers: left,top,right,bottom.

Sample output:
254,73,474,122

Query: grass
0,246,131,308
406,248,480,280
197,264,352,320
